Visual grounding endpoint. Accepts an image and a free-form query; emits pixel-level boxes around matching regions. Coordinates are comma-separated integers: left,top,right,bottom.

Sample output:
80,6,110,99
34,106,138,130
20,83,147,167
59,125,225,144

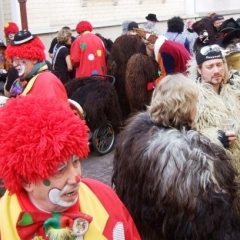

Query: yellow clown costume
0,96,141,240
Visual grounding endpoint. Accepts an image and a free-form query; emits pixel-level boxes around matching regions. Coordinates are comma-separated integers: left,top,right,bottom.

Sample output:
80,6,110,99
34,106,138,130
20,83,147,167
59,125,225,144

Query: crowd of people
1,11,240,239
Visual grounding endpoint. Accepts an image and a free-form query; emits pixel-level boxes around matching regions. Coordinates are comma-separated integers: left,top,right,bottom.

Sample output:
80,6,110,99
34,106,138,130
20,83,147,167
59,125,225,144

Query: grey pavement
81,149,114,187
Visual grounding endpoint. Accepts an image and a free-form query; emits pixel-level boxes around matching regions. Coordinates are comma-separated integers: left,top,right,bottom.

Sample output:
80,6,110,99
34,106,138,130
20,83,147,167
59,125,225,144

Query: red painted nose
75,175,81,183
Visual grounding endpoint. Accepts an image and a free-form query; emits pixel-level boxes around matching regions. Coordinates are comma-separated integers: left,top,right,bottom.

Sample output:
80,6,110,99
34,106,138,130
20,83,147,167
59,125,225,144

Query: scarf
10,61,47,96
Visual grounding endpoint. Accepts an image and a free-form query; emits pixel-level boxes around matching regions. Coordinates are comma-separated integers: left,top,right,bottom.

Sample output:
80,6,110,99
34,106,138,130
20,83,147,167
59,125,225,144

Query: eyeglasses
200,44,222,55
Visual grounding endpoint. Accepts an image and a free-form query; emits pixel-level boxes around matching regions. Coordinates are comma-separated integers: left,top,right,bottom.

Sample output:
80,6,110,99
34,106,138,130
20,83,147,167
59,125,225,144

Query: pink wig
6,37,46,61
0,96,90,194
76,21,93,34
4,22,19,37
185,19,195,29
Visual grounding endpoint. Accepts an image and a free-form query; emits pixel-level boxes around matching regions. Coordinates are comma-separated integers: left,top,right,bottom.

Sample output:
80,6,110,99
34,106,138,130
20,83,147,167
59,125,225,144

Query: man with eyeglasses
0,95,141,240
5,30,67,99
188,44,240,212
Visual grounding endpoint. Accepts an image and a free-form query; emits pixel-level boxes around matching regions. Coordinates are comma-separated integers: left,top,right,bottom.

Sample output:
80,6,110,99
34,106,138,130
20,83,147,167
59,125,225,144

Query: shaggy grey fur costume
188,58,240,213
112,112,240,240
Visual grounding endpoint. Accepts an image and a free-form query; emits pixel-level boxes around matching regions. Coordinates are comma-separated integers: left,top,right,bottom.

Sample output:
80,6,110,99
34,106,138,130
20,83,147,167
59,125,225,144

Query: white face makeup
24,155,82,212
48,184,79,207
12,58,34,79
16,62,26,77
12,58,26,77
8,33,15,41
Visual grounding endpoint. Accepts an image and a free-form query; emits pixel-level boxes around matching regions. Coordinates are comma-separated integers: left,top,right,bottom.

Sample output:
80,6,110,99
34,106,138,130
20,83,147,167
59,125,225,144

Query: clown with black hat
5,30,67,99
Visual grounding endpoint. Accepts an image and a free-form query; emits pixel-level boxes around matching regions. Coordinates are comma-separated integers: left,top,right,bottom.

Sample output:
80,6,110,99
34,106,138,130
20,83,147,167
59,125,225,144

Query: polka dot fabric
71,33,107,77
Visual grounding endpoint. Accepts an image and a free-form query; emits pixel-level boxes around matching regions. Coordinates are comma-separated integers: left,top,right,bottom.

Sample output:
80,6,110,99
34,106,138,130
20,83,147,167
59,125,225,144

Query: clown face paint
8,33,15,41
25,156,82,212
16,62,26,78
12,58,34,79
43,179,51,186
48,184,79,208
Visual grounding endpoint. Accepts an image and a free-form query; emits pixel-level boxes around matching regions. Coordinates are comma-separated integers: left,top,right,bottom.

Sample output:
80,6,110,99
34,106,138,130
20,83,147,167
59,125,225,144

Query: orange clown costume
0,96,140,240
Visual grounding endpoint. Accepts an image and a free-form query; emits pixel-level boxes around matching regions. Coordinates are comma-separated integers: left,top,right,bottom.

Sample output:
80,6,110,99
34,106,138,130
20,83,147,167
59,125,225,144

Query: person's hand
225,130,237,146
218,130,237,148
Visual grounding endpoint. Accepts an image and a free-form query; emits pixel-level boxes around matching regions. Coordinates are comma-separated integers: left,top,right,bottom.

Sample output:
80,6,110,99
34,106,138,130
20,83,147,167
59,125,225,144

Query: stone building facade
1,0,240,60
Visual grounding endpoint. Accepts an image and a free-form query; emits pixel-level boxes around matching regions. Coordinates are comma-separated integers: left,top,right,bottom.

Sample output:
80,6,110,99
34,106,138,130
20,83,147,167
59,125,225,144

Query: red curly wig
6,37,46,61
4,22,19,37
76,21,93,34
0,96,90,194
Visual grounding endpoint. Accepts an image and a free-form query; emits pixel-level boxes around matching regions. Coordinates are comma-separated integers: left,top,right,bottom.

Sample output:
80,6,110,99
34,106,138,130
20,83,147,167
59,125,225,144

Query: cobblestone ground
81,149,114,187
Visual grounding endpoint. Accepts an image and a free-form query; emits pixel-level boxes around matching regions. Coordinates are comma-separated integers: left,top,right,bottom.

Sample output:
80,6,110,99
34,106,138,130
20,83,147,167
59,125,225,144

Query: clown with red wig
3,22,19,44
0,95,141,240
5,30,67,99
70,21,107,77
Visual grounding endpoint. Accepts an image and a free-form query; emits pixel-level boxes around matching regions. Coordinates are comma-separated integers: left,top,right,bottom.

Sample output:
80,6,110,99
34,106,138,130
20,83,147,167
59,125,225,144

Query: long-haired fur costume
107,34,143,120
65,76,122,131
192,17,219,53
125,53,159,114
187,57,240,213
112,112,240,240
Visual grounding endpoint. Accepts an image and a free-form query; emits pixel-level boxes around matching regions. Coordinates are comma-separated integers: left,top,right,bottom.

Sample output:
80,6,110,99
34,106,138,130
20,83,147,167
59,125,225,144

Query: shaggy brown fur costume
107,34,143,120
112,112,240,240
65,76,122,131
125,53,159,113
192,16,220,52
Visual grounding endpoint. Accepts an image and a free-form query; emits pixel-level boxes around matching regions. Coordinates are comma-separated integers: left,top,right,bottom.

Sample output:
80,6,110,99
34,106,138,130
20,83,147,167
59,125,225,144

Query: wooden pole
18,0,28,30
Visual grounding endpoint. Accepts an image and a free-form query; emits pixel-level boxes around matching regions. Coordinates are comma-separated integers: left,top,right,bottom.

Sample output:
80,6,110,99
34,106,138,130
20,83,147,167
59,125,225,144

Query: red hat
76,21,93,34
6,30,46,61
0,96,90,194
4,22,19,37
